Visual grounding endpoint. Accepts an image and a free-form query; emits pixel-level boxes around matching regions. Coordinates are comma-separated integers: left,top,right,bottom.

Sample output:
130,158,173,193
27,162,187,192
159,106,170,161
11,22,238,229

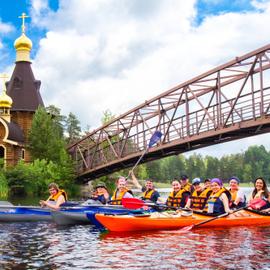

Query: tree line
129,145,270,184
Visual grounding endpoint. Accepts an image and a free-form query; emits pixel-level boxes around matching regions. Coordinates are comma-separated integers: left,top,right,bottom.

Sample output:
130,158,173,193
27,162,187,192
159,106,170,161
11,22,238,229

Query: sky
0,0,270,158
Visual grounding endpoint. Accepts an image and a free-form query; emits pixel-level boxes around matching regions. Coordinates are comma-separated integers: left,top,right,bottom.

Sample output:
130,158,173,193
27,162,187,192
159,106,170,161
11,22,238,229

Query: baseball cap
180,175,188,180
192,178,201,185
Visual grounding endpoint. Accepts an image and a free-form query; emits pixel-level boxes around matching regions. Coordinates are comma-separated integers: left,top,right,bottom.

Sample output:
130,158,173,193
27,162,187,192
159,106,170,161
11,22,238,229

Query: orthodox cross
19,12,29,33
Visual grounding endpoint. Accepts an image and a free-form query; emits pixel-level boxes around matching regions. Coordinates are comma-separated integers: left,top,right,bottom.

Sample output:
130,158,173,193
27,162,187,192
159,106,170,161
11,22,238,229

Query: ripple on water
1,222,270,269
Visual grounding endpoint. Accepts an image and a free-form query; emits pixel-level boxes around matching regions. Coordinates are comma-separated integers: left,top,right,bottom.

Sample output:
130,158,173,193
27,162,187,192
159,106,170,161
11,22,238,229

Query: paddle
122,197,191,211
179,207,245,232
127,130,162,179
122,197,163,209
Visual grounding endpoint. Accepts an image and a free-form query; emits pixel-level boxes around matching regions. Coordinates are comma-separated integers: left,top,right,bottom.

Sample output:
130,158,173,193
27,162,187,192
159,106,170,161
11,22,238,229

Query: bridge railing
68,44,270,178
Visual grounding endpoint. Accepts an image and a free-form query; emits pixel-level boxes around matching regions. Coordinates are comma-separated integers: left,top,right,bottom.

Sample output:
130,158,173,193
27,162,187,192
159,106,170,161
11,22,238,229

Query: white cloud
28,0,270,154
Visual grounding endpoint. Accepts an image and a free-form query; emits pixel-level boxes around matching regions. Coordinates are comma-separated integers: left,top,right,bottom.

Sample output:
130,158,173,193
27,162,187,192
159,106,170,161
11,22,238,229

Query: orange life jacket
48,189,67,202
191,188,211,210
142,189,155,200
167,187,190,208
110,188,129,205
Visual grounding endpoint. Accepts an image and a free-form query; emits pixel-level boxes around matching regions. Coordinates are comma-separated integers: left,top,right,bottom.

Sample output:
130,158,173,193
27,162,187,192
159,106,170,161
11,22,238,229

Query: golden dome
14,33,32,51
0,91,13,108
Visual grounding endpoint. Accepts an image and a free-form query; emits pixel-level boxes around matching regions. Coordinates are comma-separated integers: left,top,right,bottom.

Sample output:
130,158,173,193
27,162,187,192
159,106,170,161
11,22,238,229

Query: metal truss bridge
68,44,270,181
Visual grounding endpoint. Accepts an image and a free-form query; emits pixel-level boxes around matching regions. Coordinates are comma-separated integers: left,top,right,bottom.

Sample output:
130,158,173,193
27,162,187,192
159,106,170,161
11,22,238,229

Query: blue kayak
51,204,144,225
0,206,52,222
85,207,147,230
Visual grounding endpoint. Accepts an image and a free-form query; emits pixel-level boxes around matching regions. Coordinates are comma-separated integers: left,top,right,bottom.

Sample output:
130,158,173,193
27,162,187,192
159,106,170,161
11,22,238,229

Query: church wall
5,144,20,167
11,111,34,141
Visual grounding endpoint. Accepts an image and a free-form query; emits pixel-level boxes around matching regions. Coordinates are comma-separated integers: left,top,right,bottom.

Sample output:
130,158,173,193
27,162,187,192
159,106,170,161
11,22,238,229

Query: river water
1,187,270,269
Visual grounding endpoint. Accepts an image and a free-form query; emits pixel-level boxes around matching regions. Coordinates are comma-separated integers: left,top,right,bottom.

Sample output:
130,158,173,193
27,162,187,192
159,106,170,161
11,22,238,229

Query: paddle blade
179,224,194,232
122,198,145,209
148,131,162,147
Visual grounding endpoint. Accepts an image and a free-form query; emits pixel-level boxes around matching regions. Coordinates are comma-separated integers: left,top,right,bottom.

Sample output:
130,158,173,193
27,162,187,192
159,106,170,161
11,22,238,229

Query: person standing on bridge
130,171,161,203
109,176,134,205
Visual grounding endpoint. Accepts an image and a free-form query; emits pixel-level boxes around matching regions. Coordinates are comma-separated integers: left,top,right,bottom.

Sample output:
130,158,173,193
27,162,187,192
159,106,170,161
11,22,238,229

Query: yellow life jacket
183,182,192,192
167,187,189,208
191,188,211,210
110,188,129,205
203,187,227,212
229,189,238,202
48,189,67,202
142,189,155,200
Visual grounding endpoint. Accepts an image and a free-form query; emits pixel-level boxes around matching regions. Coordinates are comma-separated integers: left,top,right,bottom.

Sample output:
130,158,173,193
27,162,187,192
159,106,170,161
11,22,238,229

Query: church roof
6,120,24,142
0,118,25,143
6,62,44,112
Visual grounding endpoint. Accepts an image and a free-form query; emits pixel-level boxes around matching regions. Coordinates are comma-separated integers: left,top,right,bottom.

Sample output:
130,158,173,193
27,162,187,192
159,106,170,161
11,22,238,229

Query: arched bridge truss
68,44,270,181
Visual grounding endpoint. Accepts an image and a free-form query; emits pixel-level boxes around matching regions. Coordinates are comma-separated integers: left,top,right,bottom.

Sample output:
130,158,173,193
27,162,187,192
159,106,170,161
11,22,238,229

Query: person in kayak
166,178,191,208
180,175,193,193
90,182,110,204
185,178,212,210
204,178,211,189
203,178,232,214
39,183,67,210
109,176,134,205
130,171,161,203
228,176,246,209
248,177,270,210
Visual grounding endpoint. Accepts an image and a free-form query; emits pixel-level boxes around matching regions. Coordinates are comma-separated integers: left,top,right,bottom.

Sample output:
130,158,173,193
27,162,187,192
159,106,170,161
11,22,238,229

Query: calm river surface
1,187,270,269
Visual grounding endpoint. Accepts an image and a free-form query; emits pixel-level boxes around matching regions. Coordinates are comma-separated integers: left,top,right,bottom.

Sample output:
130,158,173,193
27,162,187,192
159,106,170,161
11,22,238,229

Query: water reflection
1,222,270,269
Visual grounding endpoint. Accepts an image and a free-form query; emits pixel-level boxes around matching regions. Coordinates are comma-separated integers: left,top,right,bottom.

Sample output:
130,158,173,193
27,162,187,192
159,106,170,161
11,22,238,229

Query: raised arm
129,171,142,190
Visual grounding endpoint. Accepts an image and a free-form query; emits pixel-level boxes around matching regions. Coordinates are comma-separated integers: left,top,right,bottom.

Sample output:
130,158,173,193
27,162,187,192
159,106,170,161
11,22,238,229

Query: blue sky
0,0,266,68
0,0,270,157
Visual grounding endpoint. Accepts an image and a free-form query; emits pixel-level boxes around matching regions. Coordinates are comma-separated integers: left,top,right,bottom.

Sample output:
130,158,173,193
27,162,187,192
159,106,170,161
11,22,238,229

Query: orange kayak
95,209,270,232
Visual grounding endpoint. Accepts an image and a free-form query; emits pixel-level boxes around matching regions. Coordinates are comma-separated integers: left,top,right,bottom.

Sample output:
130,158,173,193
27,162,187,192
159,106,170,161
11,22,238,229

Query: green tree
65,112,81,144
205,156,220,179
244,145,269,180
46,105,66,137
102,109,115,125
28,106,66,163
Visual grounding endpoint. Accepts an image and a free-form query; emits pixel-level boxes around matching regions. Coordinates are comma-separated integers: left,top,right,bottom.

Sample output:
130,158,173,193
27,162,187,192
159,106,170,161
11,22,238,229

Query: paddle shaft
127,148,149,179
192,207,245,229
127,131,162,179
121,198,191,211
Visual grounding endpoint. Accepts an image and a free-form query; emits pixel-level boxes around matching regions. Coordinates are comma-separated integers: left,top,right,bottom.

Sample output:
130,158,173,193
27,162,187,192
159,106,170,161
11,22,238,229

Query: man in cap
180,175,193,193
185,178,212,210
90,182,110,204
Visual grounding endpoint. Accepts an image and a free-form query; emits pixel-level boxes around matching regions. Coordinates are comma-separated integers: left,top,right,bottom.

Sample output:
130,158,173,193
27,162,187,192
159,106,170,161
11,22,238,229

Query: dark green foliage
28,106,66,163
65,112,81,144
129,145,270,183
46,105,66,137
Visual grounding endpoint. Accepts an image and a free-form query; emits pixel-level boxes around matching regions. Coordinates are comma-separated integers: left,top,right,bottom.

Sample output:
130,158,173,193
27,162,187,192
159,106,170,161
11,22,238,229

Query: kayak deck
0,207,52,222
95,209,270,232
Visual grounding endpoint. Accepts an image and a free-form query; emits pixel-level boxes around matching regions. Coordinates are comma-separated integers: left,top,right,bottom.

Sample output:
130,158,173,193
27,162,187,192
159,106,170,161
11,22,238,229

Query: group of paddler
40,175,270,216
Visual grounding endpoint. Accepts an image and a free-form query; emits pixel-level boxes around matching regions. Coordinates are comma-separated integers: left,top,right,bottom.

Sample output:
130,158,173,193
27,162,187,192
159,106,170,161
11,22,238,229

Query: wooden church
0,14,44,166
